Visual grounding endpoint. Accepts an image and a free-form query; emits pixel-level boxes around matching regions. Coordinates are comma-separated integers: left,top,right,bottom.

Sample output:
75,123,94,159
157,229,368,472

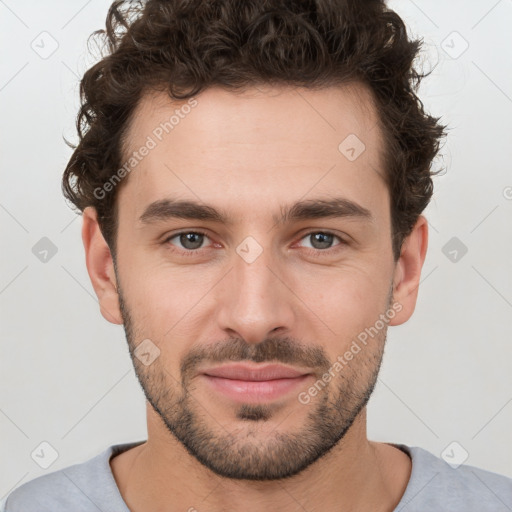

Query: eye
164,231,212,253
162,229,346,257
297,231,345,252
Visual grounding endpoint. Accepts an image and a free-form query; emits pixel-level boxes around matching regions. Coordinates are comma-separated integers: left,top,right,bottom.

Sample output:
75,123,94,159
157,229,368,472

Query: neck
111,407,412,512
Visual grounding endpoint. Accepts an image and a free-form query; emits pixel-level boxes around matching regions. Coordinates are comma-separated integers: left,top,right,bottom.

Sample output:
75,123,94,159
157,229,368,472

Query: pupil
312,233,332,249
181,233,203,249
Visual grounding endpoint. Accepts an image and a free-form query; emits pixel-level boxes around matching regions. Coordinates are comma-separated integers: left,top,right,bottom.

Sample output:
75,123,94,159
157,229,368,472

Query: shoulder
3,441,144,512
395,444,512,512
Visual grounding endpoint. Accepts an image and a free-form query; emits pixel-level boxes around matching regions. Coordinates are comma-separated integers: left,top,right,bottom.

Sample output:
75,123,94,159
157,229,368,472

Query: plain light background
1,0,511,499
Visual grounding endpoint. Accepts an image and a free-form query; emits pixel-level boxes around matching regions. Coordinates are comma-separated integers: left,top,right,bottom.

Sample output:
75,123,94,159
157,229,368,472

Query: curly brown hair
62,0,446,262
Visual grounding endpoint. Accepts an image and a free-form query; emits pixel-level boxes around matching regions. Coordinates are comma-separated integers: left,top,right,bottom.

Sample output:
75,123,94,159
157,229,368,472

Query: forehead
117,84,387,227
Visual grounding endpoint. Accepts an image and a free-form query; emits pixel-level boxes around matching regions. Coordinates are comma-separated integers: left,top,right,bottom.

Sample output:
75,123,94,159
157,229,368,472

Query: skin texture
82,83,428,511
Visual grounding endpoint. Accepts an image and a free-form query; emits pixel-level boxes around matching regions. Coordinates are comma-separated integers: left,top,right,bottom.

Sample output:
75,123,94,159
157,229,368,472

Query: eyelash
162,230,347,257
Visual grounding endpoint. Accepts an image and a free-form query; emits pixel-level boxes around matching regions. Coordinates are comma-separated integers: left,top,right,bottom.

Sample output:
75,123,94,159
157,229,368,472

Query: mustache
180,336,331,383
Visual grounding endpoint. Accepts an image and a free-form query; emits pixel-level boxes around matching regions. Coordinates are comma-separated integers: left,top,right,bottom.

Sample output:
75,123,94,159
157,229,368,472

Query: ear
388,215,428,326
82,206,123,325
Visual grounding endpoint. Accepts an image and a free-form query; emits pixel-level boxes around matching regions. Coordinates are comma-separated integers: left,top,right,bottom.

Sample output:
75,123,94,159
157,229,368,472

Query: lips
200,363,313,403
202,363,309,381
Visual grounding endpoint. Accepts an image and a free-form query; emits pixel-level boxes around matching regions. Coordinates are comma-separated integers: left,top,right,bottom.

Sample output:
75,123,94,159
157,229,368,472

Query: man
4,0,512,510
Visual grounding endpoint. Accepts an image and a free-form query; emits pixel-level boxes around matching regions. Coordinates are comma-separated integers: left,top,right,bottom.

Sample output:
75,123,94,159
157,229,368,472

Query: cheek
126,269,209,349
298,264,391,341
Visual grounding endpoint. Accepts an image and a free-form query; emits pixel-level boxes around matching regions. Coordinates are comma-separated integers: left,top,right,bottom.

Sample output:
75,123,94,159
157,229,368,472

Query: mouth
200,363,313,403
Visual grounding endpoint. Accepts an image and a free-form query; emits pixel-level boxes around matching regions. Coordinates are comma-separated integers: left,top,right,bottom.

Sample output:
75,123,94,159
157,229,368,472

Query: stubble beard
117,278,388,481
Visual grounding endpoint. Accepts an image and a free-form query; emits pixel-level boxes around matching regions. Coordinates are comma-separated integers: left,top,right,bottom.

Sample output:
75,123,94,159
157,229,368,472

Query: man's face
113,84,398,480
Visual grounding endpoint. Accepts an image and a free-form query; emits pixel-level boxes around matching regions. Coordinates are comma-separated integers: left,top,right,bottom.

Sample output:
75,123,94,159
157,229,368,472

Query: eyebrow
138,197,374,227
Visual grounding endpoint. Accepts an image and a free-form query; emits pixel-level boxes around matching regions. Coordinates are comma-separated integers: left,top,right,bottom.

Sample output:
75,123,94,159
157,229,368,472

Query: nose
216,242,297,345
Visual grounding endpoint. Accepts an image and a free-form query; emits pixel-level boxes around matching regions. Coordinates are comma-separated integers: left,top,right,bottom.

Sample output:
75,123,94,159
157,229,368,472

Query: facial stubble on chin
116,275,389,481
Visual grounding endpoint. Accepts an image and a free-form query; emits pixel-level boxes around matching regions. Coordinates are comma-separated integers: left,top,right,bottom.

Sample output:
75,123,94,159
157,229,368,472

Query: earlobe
388,215,429,326
82,206,123,325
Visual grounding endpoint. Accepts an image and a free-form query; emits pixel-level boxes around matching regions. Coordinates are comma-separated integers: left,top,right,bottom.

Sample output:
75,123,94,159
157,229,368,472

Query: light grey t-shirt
2,441,512,511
